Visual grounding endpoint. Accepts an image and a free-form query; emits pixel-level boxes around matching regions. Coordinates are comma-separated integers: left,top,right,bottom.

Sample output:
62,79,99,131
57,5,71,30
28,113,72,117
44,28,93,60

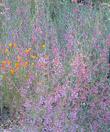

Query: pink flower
36,26,43,34
103,112,110,123
36,56,48,69
53,57,60,66
90,86,98,94
23,99,32,110
52,47,59,55
67,43,72,50
32,35,36,43
71,0,77,3
106,34,110,46
71,54,89,82
92,121,99,132
20,87,28,97
64,32,75,44
71,88,79,99
71,107,79,121
73,8,79,13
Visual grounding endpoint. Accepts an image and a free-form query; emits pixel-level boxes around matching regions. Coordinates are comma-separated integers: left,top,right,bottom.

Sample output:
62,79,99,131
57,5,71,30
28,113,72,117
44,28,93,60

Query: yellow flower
10,69,15,76
42,44,46,48
8,43,13,48
24,48,32,55
31,62,35,66
30,55,37,59
41,42,46,49
7,60,11,66
5,48,9,54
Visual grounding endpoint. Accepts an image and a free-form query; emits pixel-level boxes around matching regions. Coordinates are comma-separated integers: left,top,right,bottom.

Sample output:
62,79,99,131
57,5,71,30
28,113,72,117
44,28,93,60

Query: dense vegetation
0,0,110,131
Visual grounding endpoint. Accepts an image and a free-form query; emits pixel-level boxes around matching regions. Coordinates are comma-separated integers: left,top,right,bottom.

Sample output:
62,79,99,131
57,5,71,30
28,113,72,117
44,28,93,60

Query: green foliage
30,0,36,19
92,0,110,4
1,78,21,116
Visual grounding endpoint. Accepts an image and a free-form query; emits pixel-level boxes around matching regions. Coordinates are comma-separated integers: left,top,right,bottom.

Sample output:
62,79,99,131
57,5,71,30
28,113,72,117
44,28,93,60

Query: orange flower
10,69,15,76
24,48,32,55
6,60,11,66
44,54,49,59
15,62,20,70
17,55,22,62
1,61,7,70
23,61,29,68
13,43,17,48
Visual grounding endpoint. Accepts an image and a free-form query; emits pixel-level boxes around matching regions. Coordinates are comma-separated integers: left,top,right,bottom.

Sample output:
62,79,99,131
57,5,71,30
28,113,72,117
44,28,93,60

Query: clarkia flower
106,34,110,46
71,0,77,3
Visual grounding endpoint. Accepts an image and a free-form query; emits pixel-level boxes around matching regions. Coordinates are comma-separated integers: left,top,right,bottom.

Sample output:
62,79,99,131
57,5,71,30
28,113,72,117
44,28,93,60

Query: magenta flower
71,107,79,121
73,8,79,14
71,53,89,82
92,121,99,132
103,112,110,123
71,88,79,99
64,32,75,45
35,26,43,34
71,0,78,3
106,34,110,46
52,47,59,56
23,99,32,110
32,35,36,43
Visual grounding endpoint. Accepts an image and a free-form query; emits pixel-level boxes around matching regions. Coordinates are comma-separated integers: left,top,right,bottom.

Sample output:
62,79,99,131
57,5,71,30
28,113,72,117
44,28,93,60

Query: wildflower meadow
0,0,110,131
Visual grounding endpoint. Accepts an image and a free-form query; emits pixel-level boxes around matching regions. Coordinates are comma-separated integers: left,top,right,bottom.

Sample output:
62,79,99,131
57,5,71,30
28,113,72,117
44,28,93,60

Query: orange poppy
1,60,7,70
44,54,49,59
6,60,11,66
24,48,32,55
17,55,22,62
13,43,17,48
10,69,15,76
15,62,20,70
23,61,29,68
